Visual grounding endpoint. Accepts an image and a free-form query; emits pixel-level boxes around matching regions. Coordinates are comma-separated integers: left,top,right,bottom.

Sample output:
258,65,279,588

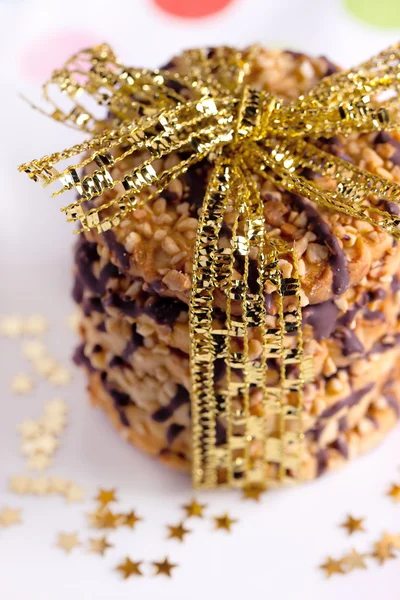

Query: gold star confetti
24,314,48,335
213,513,237,532
21,439,39,456
40,413,67,434
242,484,266,502
65,483,85,503
387,483,400,503
182,498,207,518
30,476,50,495
56,532,81,553
0,507,22,527
340,515,366,535
342,548,368,572
17,419,42,439
95,488,118,506
35,434,59,455
167,522,191,542
116,557,143,579
49,366,71,386
371,537,397,564
11,373,34,395
88,509,119,529
27,454,51,472
122,510,142,529
45,398,68,414
8,475,32,494
49,477,70,495
33,356,58,376
21,340,47,360
152,557,177,577
319,556,345,578
0,315,23,337
88,536,113,556
381,532,400,550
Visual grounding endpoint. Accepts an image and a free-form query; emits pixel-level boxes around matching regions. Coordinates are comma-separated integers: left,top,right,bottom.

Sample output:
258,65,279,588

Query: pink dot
20,31,103,81
154,0,234,18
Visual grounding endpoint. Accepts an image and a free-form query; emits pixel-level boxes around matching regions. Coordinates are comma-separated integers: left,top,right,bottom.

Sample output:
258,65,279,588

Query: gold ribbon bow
19,43,400,490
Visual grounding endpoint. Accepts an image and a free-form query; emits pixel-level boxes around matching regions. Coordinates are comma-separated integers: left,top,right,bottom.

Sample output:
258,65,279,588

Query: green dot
345,0,400,28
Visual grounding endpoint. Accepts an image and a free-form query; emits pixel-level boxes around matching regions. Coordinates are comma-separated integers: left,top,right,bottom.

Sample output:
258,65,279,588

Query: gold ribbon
19,43,400,490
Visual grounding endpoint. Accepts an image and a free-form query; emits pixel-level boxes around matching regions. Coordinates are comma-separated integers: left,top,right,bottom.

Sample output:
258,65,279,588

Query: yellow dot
345,0,400,28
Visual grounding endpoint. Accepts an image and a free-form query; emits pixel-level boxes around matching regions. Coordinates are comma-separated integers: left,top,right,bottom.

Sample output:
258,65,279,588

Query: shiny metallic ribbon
19,44,400,490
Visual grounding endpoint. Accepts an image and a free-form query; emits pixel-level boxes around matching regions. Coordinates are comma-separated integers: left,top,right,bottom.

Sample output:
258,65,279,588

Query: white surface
1,1,400,598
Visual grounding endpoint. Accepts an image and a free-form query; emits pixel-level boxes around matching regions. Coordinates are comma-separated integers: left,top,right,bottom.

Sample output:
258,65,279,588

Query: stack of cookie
72,47,400,480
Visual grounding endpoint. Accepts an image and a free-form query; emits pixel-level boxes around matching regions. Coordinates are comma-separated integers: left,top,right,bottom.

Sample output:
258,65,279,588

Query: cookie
70,46,400,483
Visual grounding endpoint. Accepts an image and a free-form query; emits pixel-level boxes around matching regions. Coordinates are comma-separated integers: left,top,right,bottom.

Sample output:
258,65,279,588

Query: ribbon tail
190,154,234,489
256,139,400,239
274,43,400,138
191,155,312,489
240,166,313,487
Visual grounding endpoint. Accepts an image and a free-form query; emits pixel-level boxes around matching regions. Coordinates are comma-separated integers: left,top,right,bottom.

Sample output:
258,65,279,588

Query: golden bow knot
19,43,400,489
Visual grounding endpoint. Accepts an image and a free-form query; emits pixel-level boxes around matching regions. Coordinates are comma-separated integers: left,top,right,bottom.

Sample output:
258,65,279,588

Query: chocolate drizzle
320,384,373,420
144,296,187,326
303,300,339,340
102,230,130,271
74,239,120,296
166,423,185,444
151,384,190,423
333,327,364,356
72,344,96,372
122,324,144,360
291,195,350,295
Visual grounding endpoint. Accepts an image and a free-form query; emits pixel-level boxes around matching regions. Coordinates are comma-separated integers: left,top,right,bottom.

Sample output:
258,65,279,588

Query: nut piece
162,269,191,292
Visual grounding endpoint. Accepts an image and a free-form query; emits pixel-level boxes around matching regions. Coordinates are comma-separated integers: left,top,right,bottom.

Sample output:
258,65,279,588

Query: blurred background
0,1,400,599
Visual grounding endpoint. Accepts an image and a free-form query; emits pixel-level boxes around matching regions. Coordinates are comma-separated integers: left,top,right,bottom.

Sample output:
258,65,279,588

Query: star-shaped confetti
342,548,368,572
17,419,42,439
116,557,143,579
11,373,34,395
21,340,47,360
152,557,177,577
27,454,51,472
49,477,70,495
40,412,67,434
182,498,207,518
242,484,266,502
387,483,400,503
65,483,85,503
122,510,142,529
33,356,58,376
319,556,345,578
381,532,400,550
0,507,22,527
213,513,237,532
340,515,366,535
56,532,81,553
34,434,59,455
30,477,50,495
371,537,397,564
48,366,71,386
8,475,32,494
24,314,48,335
95,488,118,506
167,522,191,542
88,536,113,556
88,509,119,529
0,315,23,337
23,314,48,335
44,398,68,415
